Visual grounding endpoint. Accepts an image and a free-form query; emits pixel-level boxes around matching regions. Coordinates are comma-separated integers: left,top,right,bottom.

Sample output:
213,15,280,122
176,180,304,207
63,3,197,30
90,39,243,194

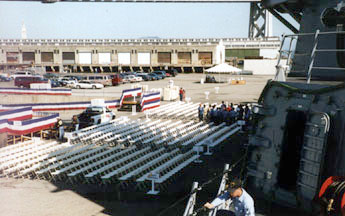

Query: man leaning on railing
203,178,255,216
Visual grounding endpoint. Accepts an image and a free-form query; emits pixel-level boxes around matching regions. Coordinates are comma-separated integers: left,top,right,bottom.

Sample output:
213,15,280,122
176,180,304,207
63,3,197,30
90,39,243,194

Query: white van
10,71,33,79
85,75,112,86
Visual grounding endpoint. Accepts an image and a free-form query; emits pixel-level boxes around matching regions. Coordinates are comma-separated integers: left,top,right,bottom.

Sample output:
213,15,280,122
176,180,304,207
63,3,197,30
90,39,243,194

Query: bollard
186,97,191,103
200,78,204,84
205,91,209,100
215,87,219,94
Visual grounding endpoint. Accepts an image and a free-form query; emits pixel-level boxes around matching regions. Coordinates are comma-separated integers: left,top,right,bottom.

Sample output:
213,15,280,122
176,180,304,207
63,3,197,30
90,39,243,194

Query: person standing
72,115,79,131
56,118,64,142
182,88,186,101
204,178,255,216
198,104,204,121
179,87,184,101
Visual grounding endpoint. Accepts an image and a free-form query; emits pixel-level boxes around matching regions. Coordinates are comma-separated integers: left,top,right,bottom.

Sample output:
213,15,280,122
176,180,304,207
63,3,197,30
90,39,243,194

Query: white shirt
211,188,255,216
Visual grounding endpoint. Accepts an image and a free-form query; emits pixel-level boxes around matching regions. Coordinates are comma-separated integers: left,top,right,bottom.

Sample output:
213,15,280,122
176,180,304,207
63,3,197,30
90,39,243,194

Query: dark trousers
216,210,235,216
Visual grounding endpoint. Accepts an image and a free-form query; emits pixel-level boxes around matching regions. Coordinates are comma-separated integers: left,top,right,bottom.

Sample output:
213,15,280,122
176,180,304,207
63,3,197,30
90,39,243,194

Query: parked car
78,106,116,128
14,76,49,88
63,75,83,81
50,79,62,88
169,69,178,77
148,73,160,80
0,75,11,82
132,75,143,82
111,74,123,86
136,73,152,81
165,72,172,77
122,76,131,83
10,71,33,79
153,71,167,79
43,73,59,80
72,80,104,89
59,77,77,87
84,75,112,86
123,75,138,83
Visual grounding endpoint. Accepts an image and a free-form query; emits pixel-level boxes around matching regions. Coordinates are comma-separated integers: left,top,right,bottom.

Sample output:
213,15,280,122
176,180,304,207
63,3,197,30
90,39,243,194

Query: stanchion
205,91,209,100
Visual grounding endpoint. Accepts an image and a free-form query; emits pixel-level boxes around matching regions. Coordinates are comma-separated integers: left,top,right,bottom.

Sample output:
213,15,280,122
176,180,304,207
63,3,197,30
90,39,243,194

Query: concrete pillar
111,52,118,65
191,52,198,66
18,52,23,64
151,52,158,66
92,51,98,64
54,50,62,65
75,51,79,65
171,52,178,65
35,51,41,64
131,51,137,66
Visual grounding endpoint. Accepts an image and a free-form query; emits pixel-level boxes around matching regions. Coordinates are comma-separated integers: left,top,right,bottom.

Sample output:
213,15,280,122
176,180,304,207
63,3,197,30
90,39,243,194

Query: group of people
55,115,79,142
179,87,186,101
198,101,251,125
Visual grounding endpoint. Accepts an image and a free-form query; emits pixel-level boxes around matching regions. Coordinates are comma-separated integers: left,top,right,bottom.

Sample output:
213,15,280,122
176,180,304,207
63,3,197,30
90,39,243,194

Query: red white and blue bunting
0,87,72,95
119,87,142,106
140,91,161,112
0,108,59,135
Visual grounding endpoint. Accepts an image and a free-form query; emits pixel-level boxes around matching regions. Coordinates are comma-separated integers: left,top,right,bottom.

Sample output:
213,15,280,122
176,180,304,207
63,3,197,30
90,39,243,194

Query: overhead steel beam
0,0,261,2
268,8,299,33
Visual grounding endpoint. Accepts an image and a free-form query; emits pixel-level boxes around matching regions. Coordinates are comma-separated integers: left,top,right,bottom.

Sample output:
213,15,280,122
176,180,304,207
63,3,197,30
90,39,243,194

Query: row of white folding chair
0,139,45,159
51,145,122,179
2,143,68,177
34,143,100,175
14,142,84,176
155,121,197,146
99,119,152,143
175,104,200,118
0,139,36,154
0,141,61,169
84,147,152,183
147,101,181,116
130,120,173,144
140,121,182,146
202,125,235,145
75,117,129,141
118,149,180,181
21,145,107,177
168,122,212,147
208,126,241,148
101,147,166,181
136,153,186,182
154,103,186,117
156,103,194,118
80,120,135,142
110,119,163,144
164,103,198,118
67,146,137,178
183,123,226,147
93,121,142,142
156,153,200,184
116,119,162,143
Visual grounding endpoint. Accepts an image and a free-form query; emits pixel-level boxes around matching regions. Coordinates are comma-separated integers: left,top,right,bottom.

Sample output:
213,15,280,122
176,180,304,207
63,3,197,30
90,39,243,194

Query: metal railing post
307,29,320,84
183,182,199,216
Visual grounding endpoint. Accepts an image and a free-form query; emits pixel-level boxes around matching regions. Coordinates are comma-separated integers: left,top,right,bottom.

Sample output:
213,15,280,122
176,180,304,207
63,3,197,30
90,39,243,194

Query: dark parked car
43,73,59,80
169,69,178,77
153,71,166,79
0,75,11,82
14,76,49,88
50,79,62,88
148,73,161,80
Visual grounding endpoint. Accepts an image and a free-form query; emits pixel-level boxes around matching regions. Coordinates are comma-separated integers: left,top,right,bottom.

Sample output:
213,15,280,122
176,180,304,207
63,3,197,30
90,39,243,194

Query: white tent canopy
205,63,242,73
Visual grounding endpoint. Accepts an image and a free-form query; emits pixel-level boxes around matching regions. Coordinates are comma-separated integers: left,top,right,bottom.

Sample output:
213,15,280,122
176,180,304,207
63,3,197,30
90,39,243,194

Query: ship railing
275,30,345,83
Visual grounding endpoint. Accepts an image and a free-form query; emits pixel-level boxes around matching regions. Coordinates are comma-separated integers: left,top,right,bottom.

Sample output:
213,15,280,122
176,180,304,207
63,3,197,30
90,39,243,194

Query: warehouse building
0,37,280,73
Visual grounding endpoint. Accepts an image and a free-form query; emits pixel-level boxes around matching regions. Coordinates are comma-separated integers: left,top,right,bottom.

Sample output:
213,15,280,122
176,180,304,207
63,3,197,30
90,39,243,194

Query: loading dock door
99,52,111,64
198,52,212,65
178,52,191,64
118,53,131,65
23,52,35,64
158,52,171,64
6,52,19,63
297,112,330,200
138,53,150,65
62,52,75,64
41,52,54,63
79,52,92,64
